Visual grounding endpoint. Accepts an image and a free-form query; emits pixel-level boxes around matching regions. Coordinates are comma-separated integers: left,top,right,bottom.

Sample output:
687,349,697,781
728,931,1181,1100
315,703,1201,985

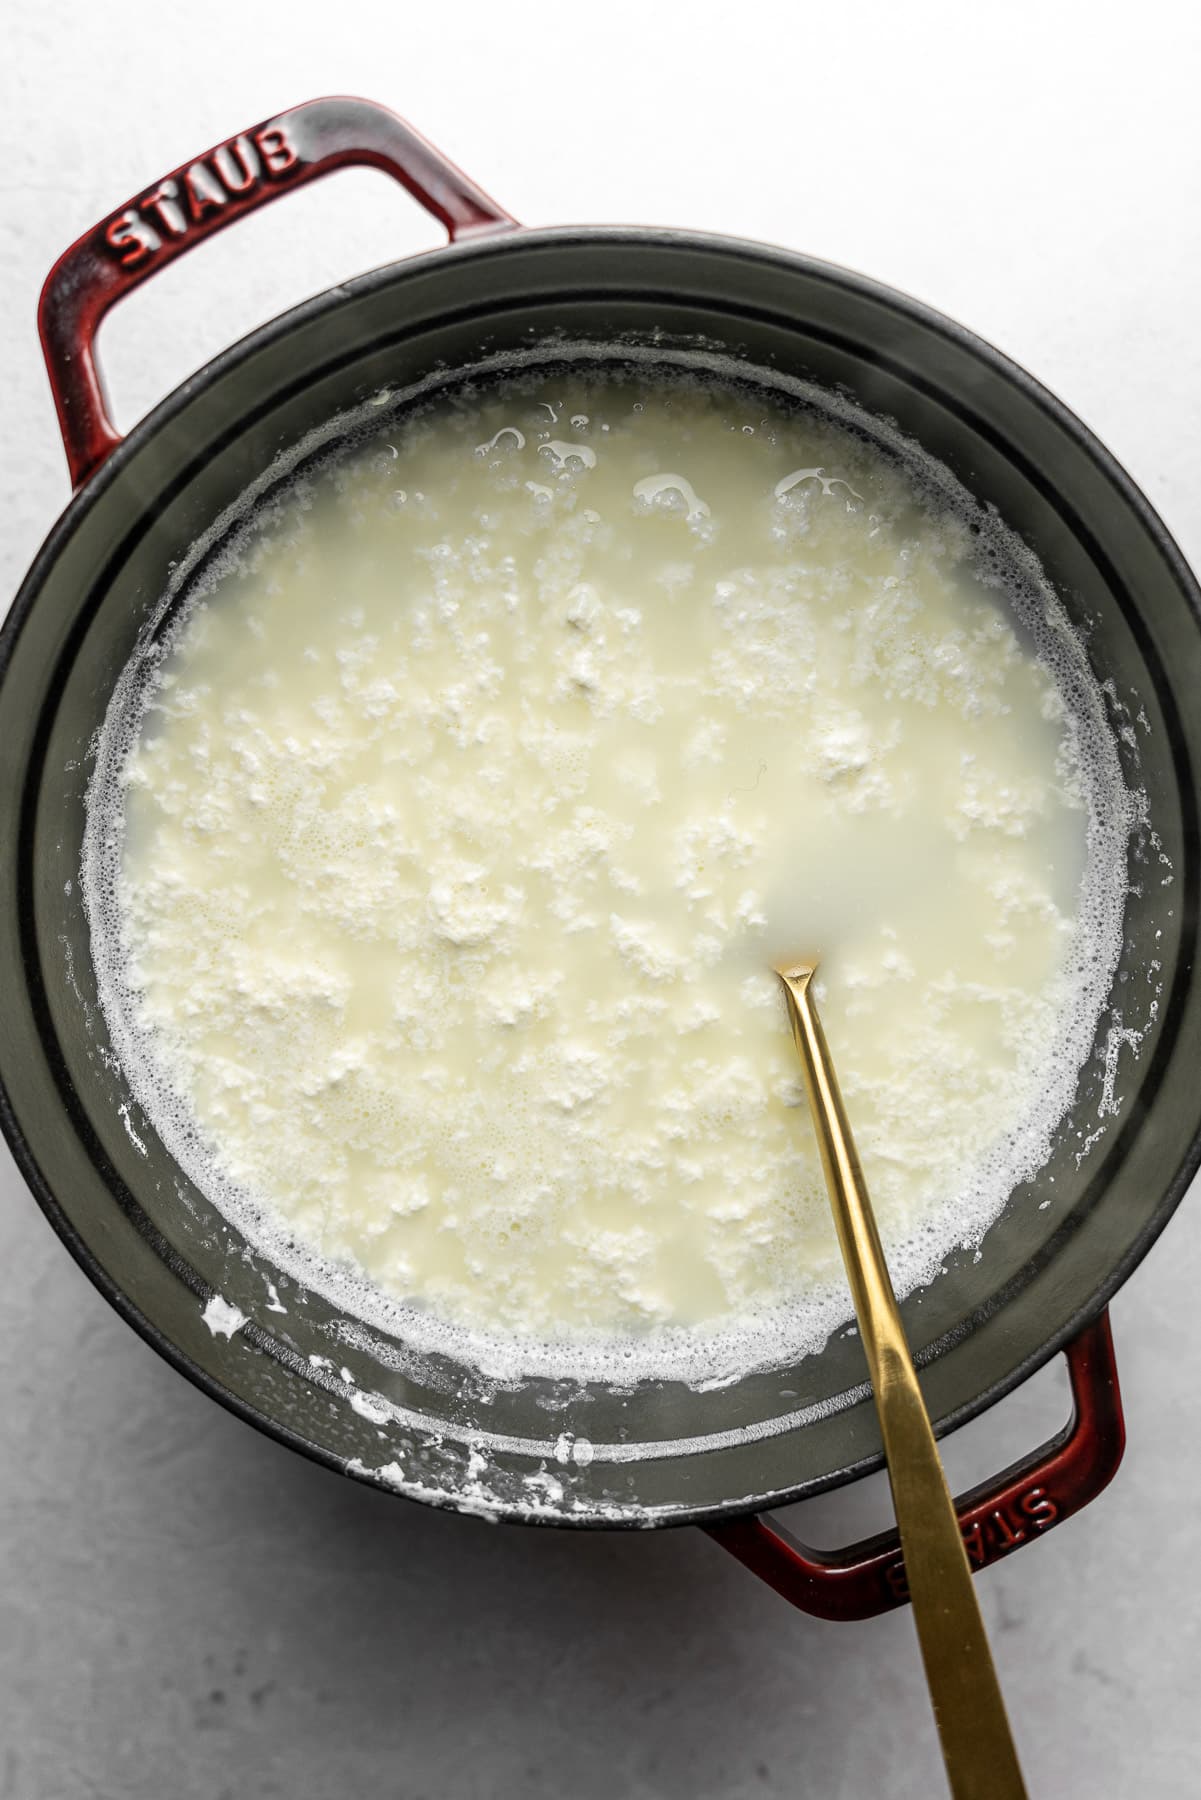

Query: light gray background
4,4,1200,1794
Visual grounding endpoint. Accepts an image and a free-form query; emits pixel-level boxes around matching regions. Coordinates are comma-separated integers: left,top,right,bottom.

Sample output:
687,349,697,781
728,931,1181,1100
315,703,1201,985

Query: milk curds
86,365,1130,1379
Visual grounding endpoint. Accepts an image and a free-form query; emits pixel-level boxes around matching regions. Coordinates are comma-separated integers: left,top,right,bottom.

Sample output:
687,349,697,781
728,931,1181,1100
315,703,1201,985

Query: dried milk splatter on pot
84,363,1132,1383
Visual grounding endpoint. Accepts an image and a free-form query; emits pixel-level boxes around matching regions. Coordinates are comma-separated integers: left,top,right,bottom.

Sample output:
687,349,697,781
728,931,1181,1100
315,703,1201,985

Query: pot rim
4,221,1199,1527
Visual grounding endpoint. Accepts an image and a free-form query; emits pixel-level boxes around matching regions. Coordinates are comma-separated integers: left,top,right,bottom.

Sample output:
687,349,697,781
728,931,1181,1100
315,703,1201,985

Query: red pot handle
706,1309,1123,1621
38,95,517,490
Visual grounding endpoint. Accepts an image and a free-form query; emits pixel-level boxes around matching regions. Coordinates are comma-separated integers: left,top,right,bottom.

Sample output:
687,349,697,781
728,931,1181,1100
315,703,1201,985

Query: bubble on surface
632,472,710,520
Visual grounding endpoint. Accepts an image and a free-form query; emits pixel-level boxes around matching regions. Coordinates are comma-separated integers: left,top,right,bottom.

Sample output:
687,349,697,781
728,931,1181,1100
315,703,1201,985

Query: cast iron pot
2,96,1197,1621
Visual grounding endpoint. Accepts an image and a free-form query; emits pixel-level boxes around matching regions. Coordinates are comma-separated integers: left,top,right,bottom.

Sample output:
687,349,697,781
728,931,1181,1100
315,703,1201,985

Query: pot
3,95,1197,1621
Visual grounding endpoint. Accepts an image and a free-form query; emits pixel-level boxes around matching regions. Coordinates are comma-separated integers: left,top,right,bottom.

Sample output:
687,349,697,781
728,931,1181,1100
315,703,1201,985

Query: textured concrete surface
3,4,1201,1794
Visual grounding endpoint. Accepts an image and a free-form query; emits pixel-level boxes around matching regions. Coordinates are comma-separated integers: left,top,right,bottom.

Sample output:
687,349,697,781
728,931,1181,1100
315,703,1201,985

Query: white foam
202,1295,246,1339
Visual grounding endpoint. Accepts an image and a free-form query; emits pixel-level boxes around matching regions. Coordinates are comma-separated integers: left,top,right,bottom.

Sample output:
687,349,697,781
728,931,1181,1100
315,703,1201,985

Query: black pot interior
2,229,1197,1525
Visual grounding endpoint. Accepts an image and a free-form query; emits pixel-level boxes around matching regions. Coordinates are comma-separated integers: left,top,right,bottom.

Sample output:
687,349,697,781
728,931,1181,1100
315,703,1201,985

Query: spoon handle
777,966,1028,1800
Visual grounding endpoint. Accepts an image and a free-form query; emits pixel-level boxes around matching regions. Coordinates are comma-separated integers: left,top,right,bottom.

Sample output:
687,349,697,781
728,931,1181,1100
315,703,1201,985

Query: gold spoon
775,963,1028,1800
